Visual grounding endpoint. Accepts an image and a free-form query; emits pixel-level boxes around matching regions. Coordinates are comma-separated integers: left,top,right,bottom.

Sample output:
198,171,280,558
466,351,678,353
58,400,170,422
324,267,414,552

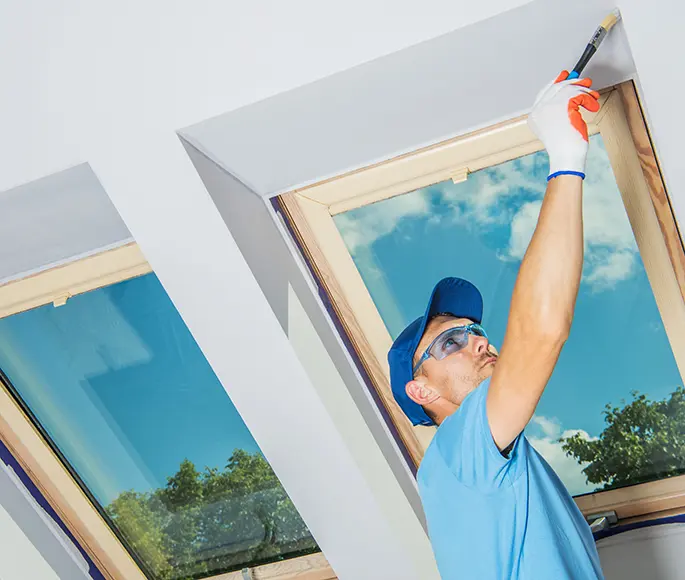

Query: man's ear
405,379,440,406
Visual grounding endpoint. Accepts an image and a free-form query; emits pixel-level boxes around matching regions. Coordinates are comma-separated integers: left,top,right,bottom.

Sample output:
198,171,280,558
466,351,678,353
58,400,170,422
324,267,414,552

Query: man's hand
528,70,600,179
486,72,597,451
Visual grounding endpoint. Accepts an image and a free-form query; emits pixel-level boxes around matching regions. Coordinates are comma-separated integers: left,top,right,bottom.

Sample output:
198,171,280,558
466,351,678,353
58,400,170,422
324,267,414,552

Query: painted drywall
598,524,685,579
0,0,535,196
182,0,634,197
182,139,437,574
88,133,440,579
0,164,131,284
0,462,91,580
0,502,60,580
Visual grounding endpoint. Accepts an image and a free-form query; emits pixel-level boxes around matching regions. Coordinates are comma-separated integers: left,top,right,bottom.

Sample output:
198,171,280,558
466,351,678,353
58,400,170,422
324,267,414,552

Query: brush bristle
601,9,621,31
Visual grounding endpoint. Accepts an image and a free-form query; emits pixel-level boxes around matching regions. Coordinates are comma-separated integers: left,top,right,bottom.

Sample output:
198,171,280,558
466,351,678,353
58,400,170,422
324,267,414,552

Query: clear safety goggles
413,323,488,376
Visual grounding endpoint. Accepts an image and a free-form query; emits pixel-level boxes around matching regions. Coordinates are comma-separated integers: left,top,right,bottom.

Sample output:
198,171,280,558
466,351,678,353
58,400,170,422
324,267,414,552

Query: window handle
589,516,609,533
586,510,617,534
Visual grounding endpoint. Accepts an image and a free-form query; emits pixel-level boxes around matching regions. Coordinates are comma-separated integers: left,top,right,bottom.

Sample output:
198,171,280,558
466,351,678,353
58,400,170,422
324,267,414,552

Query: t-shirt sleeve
434,378,525,489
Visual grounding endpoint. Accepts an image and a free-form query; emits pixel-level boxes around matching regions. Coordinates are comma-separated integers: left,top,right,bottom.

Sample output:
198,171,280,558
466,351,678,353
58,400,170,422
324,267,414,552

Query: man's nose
473,334,489,354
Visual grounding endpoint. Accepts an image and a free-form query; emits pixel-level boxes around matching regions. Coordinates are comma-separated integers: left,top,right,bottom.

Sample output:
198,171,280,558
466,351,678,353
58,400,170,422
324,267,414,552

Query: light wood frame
278,81,685,521
0,243,335,580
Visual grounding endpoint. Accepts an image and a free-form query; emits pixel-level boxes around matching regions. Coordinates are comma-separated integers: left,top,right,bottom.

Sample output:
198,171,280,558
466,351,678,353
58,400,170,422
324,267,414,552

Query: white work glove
528,70,600,180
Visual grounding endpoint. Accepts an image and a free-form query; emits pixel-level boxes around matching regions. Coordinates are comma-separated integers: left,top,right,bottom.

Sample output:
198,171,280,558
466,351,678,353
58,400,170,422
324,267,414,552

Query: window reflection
0,274,317,579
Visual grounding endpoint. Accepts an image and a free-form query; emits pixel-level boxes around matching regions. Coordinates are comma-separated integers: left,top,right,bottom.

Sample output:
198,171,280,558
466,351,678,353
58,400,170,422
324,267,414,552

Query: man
388,71,605,579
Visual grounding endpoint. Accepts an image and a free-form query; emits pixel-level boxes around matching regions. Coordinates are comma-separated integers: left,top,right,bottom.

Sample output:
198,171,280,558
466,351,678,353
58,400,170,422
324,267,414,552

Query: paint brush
568,9,622,80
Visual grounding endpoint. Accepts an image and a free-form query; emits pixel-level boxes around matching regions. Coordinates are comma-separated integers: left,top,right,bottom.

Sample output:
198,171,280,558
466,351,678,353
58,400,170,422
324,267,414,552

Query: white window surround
179,2,636,199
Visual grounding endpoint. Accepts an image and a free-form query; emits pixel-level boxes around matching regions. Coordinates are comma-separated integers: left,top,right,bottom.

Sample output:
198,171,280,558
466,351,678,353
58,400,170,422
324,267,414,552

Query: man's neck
430,400,459,426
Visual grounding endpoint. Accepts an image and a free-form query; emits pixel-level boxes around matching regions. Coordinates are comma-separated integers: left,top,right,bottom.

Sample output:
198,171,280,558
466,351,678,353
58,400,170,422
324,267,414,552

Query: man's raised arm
487,71,600,451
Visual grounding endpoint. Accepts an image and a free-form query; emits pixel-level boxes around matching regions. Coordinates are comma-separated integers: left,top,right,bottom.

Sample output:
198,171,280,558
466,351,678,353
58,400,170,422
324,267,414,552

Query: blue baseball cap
388,277,483,426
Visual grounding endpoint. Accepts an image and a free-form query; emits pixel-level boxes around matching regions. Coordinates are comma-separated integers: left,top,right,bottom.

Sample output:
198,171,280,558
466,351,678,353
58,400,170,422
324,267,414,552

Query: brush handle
568,44,597,79
569,24,608,79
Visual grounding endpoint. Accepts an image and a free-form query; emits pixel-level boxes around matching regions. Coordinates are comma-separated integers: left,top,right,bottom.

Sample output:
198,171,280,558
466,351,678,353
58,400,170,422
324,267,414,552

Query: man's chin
480,357,497,371
479,362,496,381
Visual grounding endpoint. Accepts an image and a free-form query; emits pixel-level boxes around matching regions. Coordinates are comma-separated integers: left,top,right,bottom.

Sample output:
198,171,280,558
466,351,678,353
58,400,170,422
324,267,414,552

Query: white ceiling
0,164,131,284
182,0,633,197
0,0,534,196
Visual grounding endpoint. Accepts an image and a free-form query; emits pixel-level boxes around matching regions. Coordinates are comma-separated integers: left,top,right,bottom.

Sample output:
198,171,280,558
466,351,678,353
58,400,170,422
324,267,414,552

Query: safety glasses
413,323,488,376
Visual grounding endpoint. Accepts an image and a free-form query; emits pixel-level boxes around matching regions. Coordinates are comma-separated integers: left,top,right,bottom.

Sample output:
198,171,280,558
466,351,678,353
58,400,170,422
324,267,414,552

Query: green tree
107,491,173,579
561,387,685,490
199,450,315,570
155,459,206,578
106,451,317,580
158,459,203,510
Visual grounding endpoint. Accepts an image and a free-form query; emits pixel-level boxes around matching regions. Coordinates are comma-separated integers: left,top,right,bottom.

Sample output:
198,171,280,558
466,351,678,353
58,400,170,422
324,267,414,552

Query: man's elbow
536,300,573,343
537,316,571,349
542,323,570,349
517,314,570,351
511,304,572,345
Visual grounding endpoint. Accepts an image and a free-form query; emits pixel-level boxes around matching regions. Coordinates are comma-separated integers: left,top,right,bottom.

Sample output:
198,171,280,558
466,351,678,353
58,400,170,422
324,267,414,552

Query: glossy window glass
0,274,317,579
334,135,683,496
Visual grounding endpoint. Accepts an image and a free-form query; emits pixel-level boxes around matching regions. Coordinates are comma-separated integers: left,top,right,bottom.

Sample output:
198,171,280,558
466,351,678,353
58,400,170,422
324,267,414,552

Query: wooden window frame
277,81,685,522
0,242,334,580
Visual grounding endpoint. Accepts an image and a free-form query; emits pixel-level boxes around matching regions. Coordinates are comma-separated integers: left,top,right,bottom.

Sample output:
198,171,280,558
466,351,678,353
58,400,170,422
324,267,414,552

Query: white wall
0,0,536,196
182,139,434,567
182,0,634,197
89,134,441,579
0,164,131,284
598,524,685,580
0,461,91,579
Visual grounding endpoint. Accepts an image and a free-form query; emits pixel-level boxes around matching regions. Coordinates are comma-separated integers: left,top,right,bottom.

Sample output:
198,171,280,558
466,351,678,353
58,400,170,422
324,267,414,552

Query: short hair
432,312,456,319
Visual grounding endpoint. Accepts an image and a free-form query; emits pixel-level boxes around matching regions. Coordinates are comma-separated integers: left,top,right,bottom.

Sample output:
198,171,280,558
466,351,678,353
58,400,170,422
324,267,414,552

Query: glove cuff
548,170,585,181
548,150,587,180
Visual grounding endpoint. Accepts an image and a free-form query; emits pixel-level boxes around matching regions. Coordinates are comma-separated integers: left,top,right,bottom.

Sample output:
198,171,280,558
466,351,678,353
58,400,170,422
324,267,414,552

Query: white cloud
507,200,542,260
526,415,599,495
530,415,560,438
526,415,601,496
334,137,639,292
439,155,545,227
333,192,430,253
584,250,635,290
503,139,638,289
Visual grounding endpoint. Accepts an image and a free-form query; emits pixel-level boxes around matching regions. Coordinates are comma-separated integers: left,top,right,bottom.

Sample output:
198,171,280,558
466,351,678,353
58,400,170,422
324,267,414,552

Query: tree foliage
106,450,317,580
561,387,685,490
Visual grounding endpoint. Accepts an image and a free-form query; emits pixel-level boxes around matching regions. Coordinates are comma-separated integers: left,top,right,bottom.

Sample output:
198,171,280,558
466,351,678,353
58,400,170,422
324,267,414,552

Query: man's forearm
510,174,584,339
487,175,584,449
486,74,596,451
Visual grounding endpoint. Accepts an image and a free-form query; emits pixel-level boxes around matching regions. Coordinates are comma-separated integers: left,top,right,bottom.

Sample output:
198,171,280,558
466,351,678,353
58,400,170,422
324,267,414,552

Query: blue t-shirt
418,379,604,579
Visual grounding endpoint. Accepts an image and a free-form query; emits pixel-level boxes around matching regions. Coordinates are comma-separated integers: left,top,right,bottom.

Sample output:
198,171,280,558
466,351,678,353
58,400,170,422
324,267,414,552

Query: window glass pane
0,274,317,579
334,135,683,496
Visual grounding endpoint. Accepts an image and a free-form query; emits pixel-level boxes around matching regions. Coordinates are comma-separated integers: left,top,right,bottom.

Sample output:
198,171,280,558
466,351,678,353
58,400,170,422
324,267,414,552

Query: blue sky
0,274,262,505
334,135,683,496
